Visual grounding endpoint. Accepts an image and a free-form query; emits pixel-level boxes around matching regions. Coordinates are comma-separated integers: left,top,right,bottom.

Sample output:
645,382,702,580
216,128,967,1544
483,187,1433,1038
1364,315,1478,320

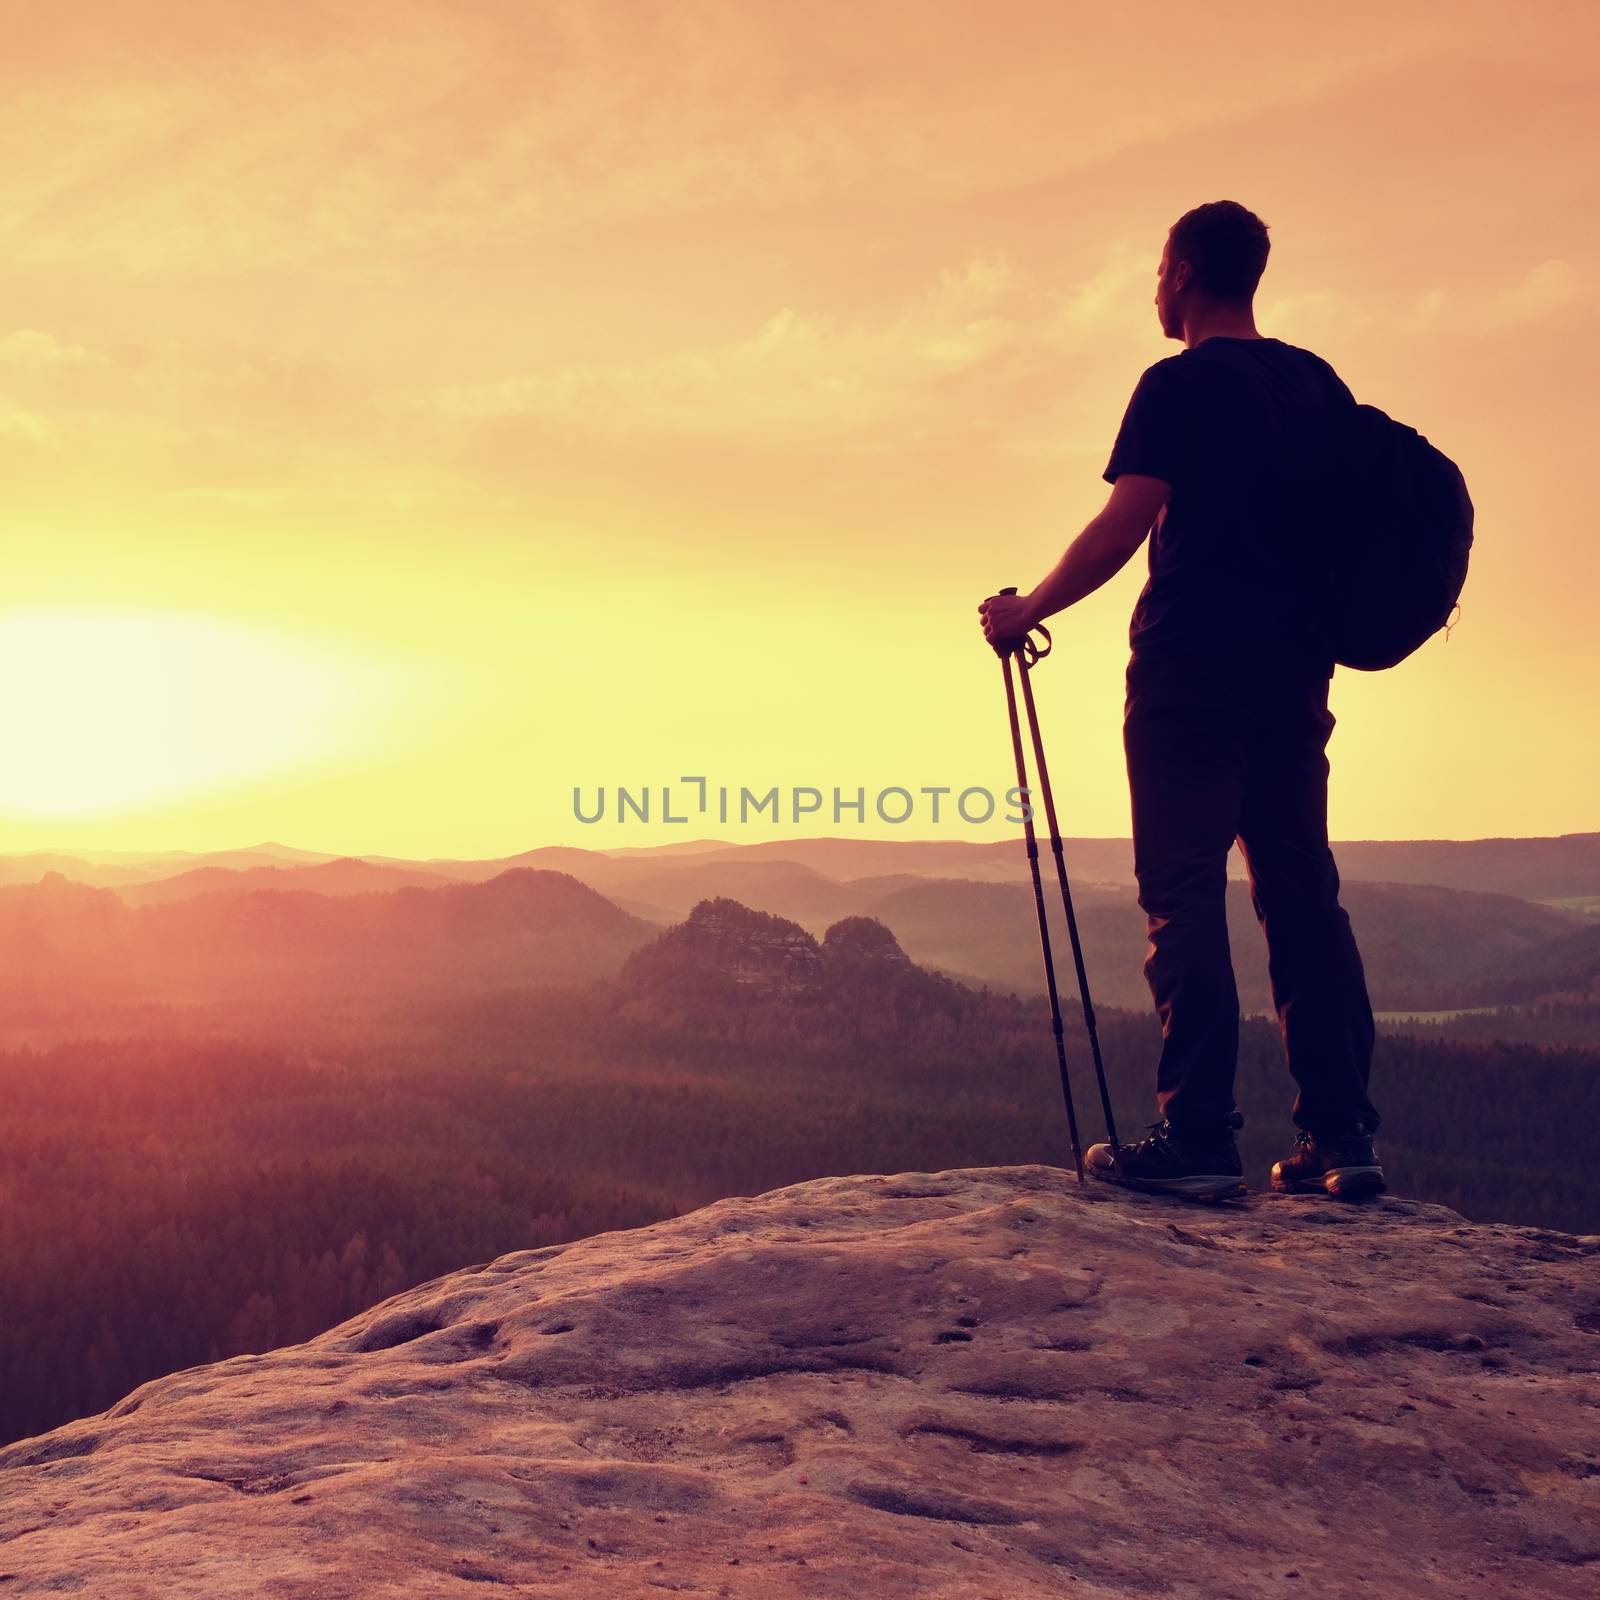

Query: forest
2,938,1595,1450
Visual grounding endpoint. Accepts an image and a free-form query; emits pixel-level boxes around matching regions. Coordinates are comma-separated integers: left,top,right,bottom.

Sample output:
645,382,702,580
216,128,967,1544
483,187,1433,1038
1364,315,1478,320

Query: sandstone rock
2,1168,1597,1597
622,897,826,1001
820,916,913,972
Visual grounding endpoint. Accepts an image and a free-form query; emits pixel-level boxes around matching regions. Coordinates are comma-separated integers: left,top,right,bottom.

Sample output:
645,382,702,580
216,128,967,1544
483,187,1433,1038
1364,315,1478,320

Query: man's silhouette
979,200,1383,1201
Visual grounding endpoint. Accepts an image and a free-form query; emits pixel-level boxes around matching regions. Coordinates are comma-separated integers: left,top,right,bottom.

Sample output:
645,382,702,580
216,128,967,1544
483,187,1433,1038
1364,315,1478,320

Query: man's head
1156,200,1270,340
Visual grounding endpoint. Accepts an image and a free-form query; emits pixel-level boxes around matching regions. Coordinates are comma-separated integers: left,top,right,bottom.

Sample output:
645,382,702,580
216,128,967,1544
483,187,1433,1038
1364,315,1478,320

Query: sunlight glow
0,609,394,819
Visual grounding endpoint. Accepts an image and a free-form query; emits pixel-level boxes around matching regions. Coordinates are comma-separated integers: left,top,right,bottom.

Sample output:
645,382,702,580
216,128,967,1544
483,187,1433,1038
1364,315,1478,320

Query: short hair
1168,201,1270,304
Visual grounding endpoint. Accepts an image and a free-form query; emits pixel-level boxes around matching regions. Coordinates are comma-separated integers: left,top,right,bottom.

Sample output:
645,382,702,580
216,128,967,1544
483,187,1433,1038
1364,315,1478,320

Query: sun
0,608,391,819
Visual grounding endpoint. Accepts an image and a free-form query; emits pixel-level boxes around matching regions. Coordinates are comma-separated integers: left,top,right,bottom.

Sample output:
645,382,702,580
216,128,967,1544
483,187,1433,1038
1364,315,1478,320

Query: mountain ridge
10,831,1600,901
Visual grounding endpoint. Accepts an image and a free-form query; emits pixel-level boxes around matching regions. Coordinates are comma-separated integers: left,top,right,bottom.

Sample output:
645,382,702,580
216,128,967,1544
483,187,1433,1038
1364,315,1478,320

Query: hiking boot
1271,1128,1386,1200
1085,1115,1247,1202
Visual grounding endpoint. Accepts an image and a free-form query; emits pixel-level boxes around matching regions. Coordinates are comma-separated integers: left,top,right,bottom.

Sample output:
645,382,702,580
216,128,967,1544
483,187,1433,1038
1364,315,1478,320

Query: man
978,200,1384,1202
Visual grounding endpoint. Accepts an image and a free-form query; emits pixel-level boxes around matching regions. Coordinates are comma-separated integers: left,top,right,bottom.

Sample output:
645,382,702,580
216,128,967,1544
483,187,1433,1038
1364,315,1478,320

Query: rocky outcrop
620,897,829,1003
615,899,984,1044
2,1169,1597,1597
821,915,914,974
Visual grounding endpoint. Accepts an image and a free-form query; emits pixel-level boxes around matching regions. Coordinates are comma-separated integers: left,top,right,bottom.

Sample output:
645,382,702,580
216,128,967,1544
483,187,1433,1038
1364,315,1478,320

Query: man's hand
978,589,1036,651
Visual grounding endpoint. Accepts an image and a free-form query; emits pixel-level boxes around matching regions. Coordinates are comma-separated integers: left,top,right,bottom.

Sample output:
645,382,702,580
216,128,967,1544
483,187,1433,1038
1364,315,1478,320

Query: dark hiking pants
1122,651,1379,1138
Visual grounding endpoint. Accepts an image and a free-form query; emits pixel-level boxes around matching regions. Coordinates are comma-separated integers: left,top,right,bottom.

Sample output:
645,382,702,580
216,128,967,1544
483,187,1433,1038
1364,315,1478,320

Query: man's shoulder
1177,336,1354,399
1279,341,1356,406
1140,352,1189,379
1128,352,1190,397
1269,337,1347,380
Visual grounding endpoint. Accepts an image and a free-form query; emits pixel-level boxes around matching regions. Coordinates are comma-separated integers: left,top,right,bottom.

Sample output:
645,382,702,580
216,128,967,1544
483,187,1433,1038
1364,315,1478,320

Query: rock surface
2,1168,1597,1598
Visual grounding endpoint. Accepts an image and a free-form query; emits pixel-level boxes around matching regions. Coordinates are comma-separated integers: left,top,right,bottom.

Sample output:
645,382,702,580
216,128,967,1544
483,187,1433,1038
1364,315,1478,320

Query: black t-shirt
1103,335,1353,672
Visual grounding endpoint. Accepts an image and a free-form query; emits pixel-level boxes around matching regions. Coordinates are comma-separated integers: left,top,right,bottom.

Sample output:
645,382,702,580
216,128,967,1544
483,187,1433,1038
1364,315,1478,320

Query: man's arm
978,473,1170,645
1023,473,1169,623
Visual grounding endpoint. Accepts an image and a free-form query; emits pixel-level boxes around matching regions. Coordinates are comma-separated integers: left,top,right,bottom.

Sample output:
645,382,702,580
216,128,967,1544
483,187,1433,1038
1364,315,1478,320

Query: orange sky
1,1,1595,856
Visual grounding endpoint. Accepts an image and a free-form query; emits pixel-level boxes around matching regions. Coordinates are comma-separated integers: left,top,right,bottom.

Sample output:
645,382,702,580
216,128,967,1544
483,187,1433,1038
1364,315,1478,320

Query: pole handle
983,586,1052,664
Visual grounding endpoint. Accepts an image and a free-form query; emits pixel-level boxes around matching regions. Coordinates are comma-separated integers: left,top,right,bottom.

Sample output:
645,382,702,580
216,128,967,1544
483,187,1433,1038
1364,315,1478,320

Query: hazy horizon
6,825,1600,867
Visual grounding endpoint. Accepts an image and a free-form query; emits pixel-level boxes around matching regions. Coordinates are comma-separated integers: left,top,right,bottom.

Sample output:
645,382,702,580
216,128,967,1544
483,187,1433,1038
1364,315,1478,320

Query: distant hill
143,870,654,995
3,840,1587,1021
839,875,1584,1013
411,830,1600,907
1326,833,1600,902
0,875,141,1003
455,836,1106,888
0,870,655,1011
603,837,737,857
677,832,1600,904
1443,919,1600,1007
0,843,339,889
384,851,973,928
106,843,338,873
123,857,464,906
687,835,1135,886
14,831,1599,906
0,854,155,889
409,846,620,885
1338,881,1579,1002
597,859,868,925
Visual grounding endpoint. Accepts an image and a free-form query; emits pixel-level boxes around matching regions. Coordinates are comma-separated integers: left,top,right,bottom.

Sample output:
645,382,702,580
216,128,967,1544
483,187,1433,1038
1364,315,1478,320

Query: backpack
1315,401,1475,671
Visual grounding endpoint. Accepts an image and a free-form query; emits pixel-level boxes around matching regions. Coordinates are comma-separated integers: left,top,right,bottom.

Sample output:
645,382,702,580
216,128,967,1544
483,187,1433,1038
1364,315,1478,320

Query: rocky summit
1,1168,1597,1598
621,897,829,1001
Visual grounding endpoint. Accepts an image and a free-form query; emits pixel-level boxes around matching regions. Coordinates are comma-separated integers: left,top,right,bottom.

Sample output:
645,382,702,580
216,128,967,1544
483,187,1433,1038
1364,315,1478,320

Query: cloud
0,3,1498,277
1049,245,1155,338
0,329,108,368
381,252,1036,452
0,396,55,445
1486,259,1582,328
375,234,1599,473
1256,258,1587,347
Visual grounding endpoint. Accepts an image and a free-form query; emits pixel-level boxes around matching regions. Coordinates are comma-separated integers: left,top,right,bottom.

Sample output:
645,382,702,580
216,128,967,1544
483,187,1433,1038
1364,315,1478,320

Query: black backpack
1315,401,1475,671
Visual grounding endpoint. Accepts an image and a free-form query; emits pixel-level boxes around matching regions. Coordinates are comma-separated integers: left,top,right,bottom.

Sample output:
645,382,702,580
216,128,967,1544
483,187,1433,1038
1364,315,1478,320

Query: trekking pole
1014,645,1122,1157
987,588,1085,1183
